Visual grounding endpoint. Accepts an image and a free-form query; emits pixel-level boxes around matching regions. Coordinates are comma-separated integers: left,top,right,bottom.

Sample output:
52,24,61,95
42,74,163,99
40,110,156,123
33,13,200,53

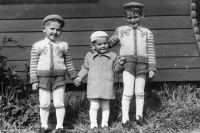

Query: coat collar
44,37,59,44
128,24,141,30
92,51,111,59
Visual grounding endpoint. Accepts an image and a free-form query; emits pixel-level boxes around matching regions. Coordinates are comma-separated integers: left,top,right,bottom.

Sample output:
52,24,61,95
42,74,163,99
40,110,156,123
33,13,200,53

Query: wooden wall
0,0,200,82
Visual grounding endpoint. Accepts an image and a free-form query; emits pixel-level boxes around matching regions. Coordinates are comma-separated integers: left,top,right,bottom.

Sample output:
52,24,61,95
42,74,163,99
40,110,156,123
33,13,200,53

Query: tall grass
1,82,200,133
66,82,200,133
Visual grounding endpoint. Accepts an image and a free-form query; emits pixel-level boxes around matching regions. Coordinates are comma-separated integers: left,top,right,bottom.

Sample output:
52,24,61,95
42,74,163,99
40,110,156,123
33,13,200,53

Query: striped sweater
109,25,156,72
30,37,77,84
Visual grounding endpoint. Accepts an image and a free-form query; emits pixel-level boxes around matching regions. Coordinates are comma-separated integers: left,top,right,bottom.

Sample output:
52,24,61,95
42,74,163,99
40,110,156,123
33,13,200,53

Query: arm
147,30,156,78
114,56,126,73
30,45,39,84
64,47,77,80
77,53,90,79
108,28,120,48
30,45,40,90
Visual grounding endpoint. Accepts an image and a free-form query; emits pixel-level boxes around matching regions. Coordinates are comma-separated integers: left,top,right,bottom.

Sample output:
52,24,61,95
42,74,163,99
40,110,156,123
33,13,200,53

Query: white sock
40,107,49,129
102,108,109,127
122,96,131,123
89,108,98,128
56,107,65,129
136,98,144,120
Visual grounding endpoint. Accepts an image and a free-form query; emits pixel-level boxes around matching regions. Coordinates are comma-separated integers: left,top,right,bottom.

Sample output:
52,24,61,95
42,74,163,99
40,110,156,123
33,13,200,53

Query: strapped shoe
136,116,148,126
38,127,49,133
122,121,135,131
55,128,65,133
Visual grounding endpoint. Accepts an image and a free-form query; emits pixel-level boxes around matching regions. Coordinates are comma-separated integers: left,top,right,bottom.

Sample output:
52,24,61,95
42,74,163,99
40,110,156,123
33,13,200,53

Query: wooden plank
1,44,199,60
0,29,196,47
155,44,199,57
0,0,190,19
0,16,192,32
8,57,200,71
15,68,200,82
122,0,190,16
0,0,98,4
150,69,200,81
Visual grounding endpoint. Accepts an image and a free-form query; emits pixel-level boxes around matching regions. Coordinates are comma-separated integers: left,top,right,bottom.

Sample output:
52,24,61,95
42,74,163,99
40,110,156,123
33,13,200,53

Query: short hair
124,7,143,17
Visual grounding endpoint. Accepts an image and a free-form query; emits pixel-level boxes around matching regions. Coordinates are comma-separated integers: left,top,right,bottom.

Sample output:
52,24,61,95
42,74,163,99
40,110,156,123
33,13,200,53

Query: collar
128,25,141,30
92,51,111,59
44,37,59,45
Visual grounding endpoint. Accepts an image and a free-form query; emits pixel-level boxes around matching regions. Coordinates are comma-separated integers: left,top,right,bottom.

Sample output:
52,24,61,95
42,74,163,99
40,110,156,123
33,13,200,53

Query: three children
30,1,156,132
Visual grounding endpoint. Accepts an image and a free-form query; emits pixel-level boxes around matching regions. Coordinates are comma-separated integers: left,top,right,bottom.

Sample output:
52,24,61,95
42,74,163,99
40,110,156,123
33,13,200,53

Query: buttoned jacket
78,51,124,99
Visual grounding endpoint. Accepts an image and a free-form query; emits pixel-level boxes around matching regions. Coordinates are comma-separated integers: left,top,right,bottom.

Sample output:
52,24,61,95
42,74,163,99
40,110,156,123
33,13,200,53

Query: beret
43,14,65,27
91,31,108,42
123,2,144,9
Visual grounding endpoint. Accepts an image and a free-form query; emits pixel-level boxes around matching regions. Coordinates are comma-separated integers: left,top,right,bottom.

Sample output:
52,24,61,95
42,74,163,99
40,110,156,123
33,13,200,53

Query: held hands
149,71,155,78
32,83,39,90
118,56,126,66
73,77,82,87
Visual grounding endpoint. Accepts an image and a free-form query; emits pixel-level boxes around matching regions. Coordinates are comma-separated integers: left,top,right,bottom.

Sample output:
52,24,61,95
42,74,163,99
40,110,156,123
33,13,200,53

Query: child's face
92,37,109,54
125,12,143,28
42,21,62,41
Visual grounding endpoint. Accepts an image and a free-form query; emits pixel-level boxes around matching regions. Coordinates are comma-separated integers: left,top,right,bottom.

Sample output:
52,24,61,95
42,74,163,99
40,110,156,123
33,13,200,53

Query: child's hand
149,71,155,78
32,83,39,90
73,77,82,87
118,56,126,66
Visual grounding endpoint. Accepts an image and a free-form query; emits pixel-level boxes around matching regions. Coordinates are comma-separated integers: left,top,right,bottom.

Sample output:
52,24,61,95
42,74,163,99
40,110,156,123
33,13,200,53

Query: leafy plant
0,37,39,129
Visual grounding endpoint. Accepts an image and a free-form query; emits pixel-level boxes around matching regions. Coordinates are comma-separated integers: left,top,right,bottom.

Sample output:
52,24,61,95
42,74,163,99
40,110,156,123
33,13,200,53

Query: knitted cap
90,31,108,42
43,14,65,27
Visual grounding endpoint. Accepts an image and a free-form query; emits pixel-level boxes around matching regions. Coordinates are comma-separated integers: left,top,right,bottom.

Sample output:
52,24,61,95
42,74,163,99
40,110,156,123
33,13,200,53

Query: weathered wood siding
0,0,200,82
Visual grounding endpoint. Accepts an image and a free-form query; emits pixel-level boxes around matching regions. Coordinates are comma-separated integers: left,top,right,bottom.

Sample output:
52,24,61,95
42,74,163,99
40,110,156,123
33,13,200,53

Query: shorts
38,76,66,108
122,55,148,76
38,76,66,91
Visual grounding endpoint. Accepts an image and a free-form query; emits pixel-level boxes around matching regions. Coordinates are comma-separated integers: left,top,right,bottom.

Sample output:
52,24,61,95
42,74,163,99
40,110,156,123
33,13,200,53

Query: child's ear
90,43,95,50
41,26,46,32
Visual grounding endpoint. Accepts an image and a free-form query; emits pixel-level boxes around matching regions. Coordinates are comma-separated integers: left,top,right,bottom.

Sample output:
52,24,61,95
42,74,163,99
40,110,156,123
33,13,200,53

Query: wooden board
0,0,190,19
7,57,200,72
0,29,196,47
15,68,200,82
150,69,200,81
1,44,199,60
0,16,192,32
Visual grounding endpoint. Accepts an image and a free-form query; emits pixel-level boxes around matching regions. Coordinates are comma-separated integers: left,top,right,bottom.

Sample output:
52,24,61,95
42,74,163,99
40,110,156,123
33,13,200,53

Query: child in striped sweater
108,2,156,131
30,14,77,133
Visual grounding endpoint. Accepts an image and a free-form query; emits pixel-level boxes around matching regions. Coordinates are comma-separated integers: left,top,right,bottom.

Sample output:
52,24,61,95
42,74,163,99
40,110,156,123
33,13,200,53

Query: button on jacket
30,37,77,84
78,51,124,99
109,25,156,72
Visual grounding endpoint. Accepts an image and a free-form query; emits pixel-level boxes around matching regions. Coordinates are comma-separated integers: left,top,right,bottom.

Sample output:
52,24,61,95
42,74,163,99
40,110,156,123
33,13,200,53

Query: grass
1,82,200,133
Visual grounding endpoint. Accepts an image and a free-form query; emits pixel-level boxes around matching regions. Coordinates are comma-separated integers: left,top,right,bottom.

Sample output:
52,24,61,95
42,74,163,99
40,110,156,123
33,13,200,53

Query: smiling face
42,21,62,41
92,37,109,54
125,8,143,28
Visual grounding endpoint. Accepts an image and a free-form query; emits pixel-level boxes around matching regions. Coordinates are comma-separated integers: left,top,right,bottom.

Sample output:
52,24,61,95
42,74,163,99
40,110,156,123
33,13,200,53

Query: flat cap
91,31,108,42
123,2,144,9
43,14,65,27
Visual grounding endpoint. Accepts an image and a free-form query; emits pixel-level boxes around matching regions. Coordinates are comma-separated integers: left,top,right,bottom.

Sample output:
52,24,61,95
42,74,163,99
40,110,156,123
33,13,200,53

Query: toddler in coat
74,31,125,132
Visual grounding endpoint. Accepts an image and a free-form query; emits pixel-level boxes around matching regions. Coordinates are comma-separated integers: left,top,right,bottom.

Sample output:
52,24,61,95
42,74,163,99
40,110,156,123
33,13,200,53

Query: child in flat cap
108,2,156,131
30,14,78,133
74,31,125,132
